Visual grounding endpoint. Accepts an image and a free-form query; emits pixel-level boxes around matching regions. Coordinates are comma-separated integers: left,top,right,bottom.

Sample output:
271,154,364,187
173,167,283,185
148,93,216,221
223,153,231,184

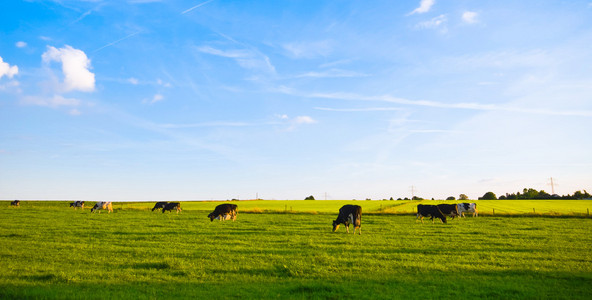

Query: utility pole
410,185,416,200
549,177,555,195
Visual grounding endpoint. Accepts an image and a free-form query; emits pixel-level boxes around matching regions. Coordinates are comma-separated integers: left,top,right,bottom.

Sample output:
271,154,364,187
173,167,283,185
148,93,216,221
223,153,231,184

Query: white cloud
0,57,19,79
416,14,447,30
15,41,27,48
462,11,478,24
42,45,95,92
408,0,435,15
128,77,139,85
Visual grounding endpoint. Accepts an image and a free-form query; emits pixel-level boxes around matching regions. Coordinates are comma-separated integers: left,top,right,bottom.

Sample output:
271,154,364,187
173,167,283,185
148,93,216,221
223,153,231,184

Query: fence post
588,208,589,217
533,208,536,214
492,208,495,216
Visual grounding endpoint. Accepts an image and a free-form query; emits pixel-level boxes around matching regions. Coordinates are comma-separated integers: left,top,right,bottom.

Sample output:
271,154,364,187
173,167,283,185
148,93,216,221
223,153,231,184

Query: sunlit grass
1,201,591,299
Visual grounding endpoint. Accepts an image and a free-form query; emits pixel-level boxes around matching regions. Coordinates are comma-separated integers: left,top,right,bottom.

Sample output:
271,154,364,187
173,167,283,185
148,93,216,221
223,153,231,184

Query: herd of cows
8,200,478,234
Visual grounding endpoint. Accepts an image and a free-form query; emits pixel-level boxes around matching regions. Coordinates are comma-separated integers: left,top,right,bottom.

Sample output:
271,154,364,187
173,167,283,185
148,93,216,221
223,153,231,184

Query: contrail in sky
181,0,215,15
92,31,141,53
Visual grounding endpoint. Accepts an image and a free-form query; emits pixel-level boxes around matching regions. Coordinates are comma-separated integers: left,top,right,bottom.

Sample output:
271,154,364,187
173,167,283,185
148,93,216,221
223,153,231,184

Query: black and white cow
70,201,85,209
91,201,113,213
162,202,181,213
437,204,460,219
208,204,237,221
457,203,478,217
10,200,20,207
332,205,362,234
416,204,447,223
152,202,168,212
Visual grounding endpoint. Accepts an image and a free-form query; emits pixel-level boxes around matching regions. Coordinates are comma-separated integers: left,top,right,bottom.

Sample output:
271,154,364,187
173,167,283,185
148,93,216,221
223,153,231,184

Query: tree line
479,188,591,200
303,189,591,201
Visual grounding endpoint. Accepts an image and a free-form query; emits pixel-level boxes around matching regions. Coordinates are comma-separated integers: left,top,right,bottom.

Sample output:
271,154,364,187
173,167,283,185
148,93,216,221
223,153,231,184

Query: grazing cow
416,204,447,224
208,204,238,221
332,205,362,234
457,203,478,217
152,202,168,212
69,201,85,209
437,204,460,219
91,201,113,213
10,200,20,207
162,202,181,214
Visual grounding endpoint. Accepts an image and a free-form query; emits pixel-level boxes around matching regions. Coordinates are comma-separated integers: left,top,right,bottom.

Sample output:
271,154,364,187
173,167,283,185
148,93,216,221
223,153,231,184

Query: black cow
69,201,85,209
152,202,168,212
437,204,460,219
332,205,362,234
208,204,238,221
416,204,447,223
162,202,181,213
10,200,20,207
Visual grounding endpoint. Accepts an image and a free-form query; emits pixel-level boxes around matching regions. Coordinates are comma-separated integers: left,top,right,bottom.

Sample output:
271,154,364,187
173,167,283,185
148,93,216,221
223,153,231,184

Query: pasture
1,200,591,299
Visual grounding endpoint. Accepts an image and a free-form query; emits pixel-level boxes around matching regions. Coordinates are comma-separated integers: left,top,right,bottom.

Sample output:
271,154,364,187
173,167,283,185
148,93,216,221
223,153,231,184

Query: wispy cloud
315,107,403,112
92,31,141,53
142,93,164,104
15,41,27,48
282,40,333,59
181,0,215,15
416,14,447,31
285,89,592,117
196,45,276,74
160,122,252,129
70,9,93,25
295,69,368,79
21,95,82,112
408,0,435,15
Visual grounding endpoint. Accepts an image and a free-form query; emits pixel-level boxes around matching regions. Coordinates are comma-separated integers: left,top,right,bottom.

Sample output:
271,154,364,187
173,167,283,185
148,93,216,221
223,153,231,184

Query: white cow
457,203,478,217
91,201,113,213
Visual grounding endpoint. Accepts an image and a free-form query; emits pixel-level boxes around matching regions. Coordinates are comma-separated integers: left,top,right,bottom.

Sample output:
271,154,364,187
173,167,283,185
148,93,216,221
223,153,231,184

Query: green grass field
1,200,591,299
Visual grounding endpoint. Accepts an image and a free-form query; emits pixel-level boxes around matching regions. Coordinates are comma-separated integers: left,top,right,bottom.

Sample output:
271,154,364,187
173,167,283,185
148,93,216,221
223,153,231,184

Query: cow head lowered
332,205,362,235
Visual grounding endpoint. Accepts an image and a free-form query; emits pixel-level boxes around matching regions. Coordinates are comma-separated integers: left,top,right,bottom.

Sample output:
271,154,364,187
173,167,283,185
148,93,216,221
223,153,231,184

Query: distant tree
446,196,455,200
390,197,394,201
304,195,315,200
403,197,409,200
459,194,469,200
412,196,424,200
479,192,497,200
573,190,591,199
523,188,539,199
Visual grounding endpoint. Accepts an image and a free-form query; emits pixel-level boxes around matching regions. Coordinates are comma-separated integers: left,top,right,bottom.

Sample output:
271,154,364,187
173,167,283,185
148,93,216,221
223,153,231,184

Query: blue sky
1,0,591,201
